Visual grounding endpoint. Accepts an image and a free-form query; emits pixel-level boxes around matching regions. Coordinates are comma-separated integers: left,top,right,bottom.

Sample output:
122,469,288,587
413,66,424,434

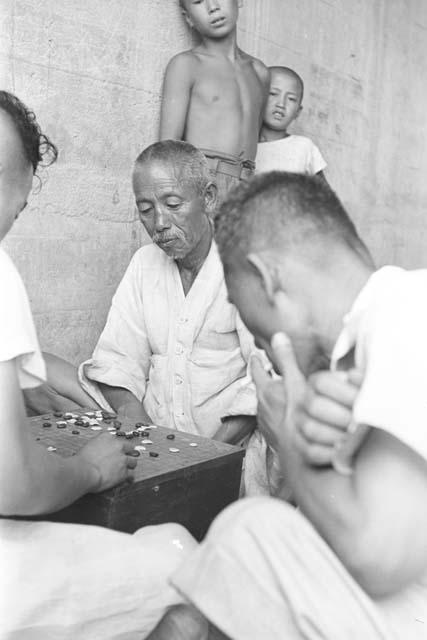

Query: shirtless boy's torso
161,45,269,161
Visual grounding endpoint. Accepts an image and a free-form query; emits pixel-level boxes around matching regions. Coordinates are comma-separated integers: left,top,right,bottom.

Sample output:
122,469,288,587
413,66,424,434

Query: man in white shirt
148,172,427,639
28,141,270,493
78,141,268,493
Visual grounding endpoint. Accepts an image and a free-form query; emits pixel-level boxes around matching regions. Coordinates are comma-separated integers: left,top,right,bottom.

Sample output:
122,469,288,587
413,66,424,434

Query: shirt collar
331,266,404,369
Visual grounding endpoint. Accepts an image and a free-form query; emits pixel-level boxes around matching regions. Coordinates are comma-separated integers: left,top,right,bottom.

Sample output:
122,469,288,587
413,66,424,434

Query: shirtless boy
160,0,270,203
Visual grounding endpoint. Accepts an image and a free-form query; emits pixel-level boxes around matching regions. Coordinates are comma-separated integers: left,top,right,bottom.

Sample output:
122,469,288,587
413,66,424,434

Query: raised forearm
280,430,427,598
282,443,360,550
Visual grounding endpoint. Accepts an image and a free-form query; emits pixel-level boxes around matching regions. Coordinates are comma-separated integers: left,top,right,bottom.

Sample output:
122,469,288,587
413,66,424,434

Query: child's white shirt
255,134,327,176
0,246,46,388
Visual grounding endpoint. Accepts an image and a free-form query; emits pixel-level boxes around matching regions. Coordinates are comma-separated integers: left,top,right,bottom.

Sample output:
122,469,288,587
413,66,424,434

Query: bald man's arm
281,428,427,598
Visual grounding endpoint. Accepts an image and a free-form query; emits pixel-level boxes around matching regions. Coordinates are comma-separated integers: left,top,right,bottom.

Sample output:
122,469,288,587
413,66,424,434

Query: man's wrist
118,399,150,423
73,453,102,494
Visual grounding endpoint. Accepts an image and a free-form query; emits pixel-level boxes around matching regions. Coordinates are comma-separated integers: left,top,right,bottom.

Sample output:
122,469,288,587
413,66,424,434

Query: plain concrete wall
1,0,427,363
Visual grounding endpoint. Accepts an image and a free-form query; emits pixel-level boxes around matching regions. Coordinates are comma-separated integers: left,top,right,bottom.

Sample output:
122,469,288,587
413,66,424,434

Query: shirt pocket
196,311,239,354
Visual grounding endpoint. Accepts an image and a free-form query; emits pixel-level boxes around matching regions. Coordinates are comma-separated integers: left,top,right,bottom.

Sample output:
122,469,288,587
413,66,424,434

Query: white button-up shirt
80,241,257,438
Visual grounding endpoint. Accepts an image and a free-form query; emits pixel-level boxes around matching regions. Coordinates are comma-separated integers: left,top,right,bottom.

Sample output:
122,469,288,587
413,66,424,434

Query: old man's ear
204,182,218,216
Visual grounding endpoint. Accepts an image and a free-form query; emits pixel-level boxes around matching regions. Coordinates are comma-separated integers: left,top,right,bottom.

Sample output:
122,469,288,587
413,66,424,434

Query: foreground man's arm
256,335,427,599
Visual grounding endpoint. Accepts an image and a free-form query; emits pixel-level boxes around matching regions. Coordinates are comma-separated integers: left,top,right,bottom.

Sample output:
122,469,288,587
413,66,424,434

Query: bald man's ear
204,182,218,217
247,253,277,303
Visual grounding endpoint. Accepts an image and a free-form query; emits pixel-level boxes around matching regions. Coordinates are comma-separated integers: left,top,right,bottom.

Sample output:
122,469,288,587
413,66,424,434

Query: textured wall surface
1,0,427,362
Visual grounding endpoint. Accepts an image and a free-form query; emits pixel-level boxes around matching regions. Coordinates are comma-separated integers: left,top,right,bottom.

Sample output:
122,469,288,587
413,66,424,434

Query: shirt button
174,374,183,385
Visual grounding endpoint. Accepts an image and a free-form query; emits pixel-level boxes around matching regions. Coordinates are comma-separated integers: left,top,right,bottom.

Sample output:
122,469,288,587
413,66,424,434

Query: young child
160,0,270,203
256,66,327,178
0,91,196,639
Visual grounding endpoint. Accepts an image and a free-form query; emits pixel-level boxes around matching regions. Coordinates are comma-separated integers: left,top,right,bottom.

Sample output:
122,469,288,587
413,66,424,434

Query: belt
201,148,255,180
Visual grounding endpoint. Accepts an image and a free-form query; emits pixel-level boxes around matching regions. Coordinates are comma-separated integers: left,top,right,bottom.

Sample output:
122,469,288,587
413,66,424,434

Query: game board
25,409,245,540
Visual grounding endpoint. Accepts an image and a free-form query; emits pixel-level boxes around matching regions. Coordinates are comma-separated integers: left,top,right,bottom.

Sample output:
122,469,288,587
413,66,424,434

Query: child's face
182,0,242,38
263,71,303,132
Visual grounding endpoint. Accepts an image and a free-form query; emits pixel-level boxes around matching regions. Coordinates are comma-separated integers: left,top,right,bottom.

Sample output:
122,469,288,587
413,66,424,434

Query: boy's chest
193,60,263,108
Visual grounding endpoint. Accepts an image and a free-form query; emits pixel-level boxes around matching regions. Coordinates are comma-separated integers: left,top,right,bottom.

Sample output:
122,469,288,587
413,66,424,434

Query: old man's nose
154,208,171,231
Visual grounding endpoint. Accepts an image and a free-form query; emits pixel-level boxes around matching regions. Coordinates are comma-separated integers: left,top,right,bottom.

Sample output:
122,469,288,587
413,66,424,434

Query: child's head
180,0,242,39
0,91,57,241
263,67,304,135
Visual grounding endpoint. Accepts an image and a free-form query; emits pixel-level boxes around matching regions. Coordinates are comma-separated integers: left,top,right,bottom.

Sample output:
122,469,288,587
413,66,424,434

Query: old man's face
133,159,212,260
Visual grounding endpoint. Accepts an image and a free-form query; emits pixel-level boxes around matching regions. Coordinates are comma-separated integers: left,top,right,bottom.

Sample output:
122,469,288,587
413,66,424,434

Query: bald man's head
215,171,372,286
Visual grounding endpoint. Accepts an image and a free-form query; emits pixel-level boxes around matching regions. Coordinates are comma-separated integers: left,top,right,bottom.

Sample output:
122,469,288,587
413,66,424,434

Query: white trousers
171,498,427,640
0,519,196,640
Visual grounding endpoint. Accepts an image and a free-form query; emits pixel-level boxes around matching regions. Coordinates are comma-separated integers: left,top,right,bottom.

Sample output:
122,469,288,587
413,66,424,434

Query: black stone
43,422,52,428
149,451,159,458
72,430,80,435
167,434,175,440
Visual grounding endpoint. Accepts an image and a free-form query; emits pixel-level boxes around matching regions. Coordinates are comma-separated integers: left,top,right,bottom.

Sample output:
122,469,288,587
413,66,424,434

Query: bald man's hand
254,333,364,468
251,357,287,451
294,369,363,467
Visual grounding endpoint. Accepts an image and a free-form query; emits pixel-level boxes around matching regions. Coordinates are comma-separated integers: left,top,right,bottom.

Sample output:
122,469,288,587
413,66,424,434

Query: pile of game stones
44,409,120,434
43,410,197,458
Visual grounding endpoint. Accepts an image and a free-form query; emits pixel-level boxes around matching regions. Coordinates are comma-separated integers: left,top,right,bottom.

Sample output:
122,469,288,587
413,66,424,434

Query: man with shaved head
148,172,427,639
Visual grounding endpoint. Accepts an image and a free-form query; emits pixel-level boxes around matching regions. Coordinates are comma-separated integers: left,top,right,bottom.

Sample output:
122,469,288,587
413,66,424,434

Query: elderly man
74,140,265,493
149,172,427,639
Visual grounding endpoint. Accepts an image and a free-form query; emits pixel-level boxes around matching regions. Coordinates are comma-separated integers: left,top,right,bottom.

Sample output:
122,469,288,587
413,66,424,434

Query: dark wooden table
24,410,245,541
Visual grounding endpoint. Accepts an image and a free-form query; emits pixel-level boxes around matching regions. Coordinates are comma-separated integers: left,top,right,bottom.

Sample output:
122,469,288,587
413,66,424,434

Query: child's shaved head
269,66,304,102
